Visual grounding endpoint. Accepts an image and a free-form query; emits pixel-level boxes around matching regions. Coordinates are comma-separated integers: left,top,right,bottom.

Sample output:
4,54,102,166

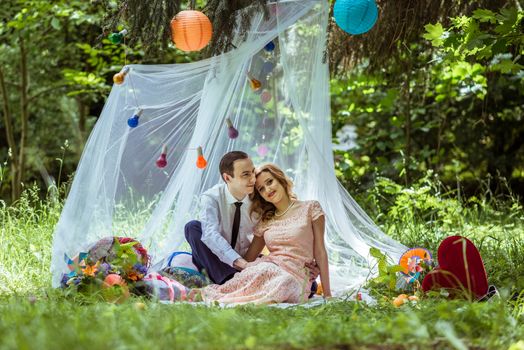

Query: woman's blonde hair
250,163,297,222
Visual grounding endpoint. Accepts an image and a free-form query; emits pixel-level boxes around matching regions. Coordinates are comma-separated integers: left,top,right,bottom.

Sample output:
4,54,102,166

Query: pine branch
99,0,512,70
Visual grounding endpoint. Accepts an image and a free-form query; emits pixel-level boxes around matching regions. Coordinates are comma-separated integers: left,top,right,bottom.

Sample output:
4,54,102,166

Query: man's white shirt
199,183,257,267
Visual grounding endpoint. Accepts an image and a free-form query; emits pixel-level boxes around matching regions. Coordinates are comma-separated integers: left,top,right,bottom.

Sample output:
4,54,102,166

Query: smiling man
184,151,257,284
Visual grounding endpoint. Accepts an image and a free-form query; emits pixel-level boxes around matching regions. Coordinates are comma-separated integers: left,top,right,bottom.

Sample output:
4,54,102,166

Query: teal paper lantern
333,0,378,35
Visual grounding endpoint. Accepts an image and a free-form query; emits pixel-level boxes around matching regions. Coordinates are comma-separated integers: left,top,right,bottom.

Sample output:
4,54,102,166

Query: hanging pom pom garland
156,145,168,168
333,0,378,35
225,118,239,139
113,66,130,85
196,147,207,169
108,29,128,44
127,109,142,128
112,24,212,174
170,10,213,52
117,37,278,173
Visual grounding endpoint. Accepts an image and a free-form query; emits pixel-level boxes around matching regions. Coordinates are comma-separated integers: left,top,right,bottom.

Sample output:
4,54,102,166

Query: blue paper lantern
333,0,378,35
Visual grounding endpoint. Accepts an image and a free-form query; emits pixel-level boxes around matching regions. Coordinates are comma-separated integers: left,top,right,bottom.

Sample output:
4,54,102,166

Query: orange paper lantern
170,10,213,52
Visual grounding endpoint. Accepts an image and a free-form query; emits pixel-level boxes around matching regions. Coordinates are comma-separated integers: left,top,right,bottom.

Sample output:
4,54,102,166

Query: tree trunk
17,35,29,200
0,67,21,201
403,68,412,185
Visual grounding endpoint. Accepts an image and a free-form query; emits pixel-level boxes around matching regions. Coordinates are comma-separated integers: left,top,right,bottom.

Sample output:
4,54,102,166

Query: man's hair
219,151,249,181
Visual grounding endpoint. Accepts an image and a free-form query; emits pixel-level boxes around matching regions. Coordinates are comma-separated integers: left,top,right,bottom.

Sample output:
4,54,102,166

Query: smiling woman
250,163,297,222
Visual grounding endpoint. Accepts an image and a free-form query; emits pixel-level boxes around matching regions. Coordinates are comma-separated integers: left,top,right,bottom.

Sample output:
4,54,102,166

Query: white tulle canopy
51,0,405,294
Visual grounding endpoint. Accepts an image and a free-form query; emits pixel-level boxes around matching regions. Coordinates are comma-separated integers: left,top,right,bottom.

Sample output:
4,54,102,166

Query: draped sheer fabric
51,0,406,295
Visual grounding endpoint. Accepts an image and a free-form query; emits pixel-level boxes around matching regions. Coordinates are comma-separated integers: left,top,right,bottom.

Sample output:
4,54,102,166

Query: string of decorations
108,1,287,171
112,46,278,169
107,2,217,171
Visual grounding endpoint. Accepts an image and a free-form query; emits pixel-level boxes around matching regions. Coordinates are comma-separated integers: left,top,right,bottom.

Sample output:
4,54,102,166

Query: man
184,151,255,284
185,151,319,290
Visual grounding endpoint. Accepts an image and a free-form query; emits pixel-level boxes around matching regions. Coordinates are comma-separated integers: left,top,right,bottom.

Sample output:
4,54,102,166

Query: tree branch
28,84,69,103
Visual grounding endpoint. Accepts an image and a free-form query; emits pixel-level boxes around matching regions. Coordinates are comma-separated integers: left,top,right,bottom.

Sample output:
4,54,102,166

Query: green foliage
368,247,404,293
111,240,139,271
0,0,201,202
0,295,522,349
361,171,524,290
422,23,445,46
0,185,59,295
332,6,524,196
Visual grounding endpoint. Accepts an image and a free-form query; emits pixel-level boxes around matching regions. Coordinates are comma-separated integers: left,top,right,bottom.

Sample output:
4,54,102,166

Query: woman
194,163,331,304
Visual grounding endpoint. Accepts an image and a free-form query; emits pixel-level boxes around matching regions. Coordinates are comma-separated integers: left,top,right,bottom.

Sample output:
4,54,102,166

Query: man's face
224,158,256,196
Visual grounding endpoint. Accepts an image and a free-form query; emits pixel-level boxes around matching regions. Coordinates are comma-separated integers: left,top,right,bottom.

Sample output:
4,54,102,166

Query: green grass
1,181,523,350
0,294,522,349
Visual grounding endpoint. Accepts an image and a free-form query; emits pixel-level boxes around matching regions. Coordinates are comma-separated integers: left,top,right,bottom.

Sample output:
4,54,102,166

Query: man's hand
233,258,248,271
304,259,320,282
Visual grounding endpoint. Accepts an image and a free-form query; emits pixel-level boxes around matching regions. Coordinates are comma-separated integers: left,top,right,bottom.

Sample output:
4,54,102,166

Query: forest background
0,2,523,349
0,0,523,205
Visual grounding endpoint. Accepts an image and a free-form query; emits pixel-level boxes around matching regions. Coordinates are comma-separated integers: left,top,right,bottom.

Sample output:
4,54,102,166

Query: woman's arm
243,235,266,262
312,215,331,297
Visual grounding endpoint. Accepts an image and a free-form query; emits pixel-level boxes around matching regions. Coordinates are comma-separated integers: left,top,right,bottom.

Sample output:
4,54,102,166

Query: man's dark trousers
184,220,237,284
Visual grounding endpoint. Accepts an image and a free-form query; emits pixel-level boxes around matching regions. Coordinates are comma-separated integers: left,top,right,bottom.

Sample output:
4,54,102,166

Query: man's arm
200,195,243,267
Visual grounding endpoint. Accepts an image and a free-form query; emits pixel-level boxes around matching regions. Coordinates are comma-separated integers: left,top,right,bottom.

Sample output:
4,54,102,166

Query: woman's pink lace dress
201,200,324,304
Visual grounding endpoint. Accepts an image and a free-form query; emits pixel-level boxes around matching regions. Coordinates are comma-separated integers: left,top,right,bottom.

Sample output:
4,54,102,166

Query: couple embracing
184,151,332,304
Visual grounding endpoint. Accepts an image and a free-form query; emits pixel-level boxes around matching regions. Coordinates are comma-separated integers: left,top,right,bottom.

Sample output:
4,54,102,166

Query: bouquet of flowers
61,237,150,302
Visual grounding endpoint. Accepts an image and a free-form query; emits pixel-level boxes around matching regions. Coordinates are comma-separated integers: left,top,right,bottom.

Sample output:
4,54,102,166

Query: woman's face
255,171,287,204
